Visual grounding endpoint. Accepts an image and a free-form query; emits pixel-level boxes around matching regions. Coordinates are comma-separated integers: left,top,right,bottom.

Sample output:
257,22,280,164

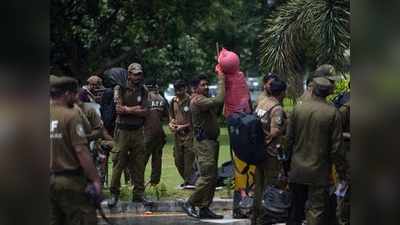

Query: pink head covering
216,48,251,117
218,48,240,74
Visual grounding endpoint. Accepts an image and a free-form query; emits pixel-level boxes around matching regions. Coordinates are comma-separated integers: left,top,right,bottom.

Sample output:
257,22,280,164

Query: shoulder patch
183,106,190,112
75,123,86,137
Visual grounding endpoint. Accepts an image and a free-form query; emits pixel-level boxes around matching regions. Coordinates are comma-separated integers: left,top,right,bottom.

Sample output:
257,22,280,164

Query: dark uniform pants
188,139,219,208
252,155,281,225
287,183,330,225
50,175,97,225
173,134,195,184
144,137,166,184
337,140,351,225
110,128,146,198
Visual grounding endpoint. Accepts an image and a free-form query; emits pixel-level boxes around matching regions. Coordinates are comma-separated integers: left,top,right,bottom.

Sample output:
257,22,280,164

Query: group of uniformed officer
251,64,350,225
50,62,350,225
49,62,201,224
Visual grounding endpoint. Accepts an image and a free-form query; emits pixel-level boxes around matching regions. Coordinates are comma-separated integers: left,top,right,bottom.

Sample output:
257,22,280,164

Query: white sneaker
176,183,185,190
184,184,196,189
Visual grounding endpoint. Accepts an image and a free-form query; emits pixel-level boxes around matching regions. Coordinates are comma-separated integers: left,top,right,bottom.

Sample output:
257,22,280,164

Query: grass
103,98,295,200
103,125,232,200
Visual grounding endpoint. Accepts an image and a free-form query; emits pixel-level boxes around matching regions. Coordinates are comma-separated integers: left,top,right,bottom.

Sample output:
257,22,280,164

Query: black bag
332,91,350,108
261,185,291,224
227,104,280,165
101,67,128,134
216,161,234,187
227,112,265,164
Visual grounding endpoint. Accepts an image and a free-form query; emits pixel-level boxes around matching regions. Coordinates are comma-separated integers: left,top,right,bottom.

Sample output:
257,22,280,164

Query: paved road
98,213,251,225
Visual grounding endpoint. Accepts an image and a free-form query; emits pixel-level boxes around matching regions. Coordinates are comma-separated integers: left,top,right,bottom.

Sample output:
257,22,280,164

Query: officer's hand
169,122,177,132
215,64,224,77
93,181,102,195
116,105,126,114
175,124,183,131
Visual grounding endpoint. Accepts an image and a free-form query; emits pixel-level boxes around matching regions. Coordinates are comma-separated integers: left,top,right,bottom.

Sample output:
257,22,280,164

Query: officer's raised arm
194,71,225,110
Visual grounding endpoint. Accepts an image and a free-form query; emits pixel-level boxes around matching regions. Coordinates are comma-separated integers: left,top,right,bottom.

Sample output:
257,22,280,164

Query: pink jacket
216,48,251,118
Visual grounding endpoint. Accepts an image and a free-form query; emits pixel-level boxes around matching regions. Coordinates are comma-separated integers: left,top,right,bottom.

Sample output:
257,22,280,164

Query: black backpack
332,91,350,108
226,104,280,165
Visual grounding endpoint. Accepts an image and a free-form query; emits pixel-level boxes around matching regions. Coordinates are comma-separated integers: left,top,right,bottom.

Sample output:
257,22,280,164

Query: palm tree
260,0,350,97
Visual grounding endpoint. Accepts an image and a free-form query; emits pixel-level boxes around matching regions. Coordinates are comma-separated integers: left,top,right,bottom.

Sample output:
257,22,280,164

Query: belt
116,123,143,130
177,127,191,136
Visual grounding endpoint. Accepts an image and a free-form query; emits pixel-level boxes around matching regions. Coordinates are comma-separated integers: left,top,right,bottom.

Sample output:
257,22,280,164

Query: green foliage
51,0,267,85
145,182,169,200
260,0,350,96
222,178,235,198
327,75,350,102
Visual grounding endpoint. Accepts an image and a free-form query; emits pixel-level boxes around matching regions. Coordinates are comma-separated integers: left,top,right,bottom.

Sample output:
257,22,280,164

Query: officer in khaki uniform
298,64,337,104
50,75,101,225
252,79,288,225
108,63,149,207
181,71,225,219
169,79,195,187
75,101,103,142
255,73,279,108
287,77,347,225
143,80,168,186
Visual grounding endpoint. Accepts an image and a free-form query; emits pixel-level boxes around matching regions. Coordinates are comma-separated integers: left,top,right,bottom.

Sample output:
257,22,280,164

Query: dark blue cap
269,79,287,94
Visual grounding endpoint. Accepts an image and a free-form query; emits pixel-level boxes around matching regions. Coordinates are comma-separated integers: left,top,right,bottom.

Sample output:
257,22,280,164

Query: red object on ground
216,48,251,117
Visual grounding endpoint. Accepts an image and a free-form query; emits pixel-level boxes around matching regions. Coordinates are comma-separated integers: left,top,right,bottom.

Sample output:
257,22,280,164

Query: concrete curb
101,198,233,214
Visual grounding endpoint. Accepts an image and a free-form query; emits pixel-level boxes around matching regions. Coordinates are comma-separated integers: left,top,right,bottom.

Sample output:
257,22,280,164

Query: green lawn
104,125,233,200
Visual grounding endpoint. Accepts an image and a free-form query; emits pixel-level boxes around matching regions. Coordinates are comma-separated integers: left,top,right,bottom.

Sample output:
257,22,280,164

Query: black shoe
132,196,153,205
181,201,199,219
199,207,224,219
233,209,247,219
107,194,119,208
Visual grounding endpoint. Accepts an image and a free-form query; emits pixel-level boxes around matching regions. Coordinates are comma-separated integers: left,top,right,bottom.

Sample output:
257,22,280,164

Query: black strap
229,146,247,175
267,103,281,117
116,123,143,130
170,97,177,119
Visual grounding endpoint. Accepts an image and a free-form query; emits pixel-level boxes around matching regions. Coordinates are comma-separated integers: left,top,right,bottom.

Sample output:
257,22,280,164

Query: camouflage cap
313,77,333,93
128,63,143,74
87,75,102,84
313,64,338,81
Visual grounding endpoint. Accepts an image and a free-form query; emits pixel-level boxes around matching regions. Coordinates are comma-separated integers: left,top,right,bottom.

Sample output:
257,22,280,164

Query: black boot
132,195,153,206
107,194,119,208
199,207,224,219
181,201,199,218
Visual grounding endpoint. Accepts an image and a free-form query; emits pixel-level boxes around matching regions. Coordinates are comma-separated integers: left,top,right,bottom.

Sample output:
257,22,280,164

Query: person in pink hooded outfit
216,48,256,218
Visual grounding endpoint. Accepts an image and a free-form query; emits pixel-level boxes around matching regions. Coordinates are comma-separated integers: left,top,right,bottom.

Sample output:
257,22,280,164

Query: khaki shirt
287,96,345,185
255,97,286,156
190,77,225,140
255,92,267,108
74,103,103,142
170,94,192,139
144,91,168,140
297,89,312,105
81,103,102,131
116,85,148,127
50,103,88,172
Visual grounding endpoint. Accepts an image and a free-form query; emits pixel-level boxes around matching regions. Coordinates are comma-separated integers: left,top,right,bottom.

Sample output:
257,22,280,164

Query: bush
328,74,350,102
